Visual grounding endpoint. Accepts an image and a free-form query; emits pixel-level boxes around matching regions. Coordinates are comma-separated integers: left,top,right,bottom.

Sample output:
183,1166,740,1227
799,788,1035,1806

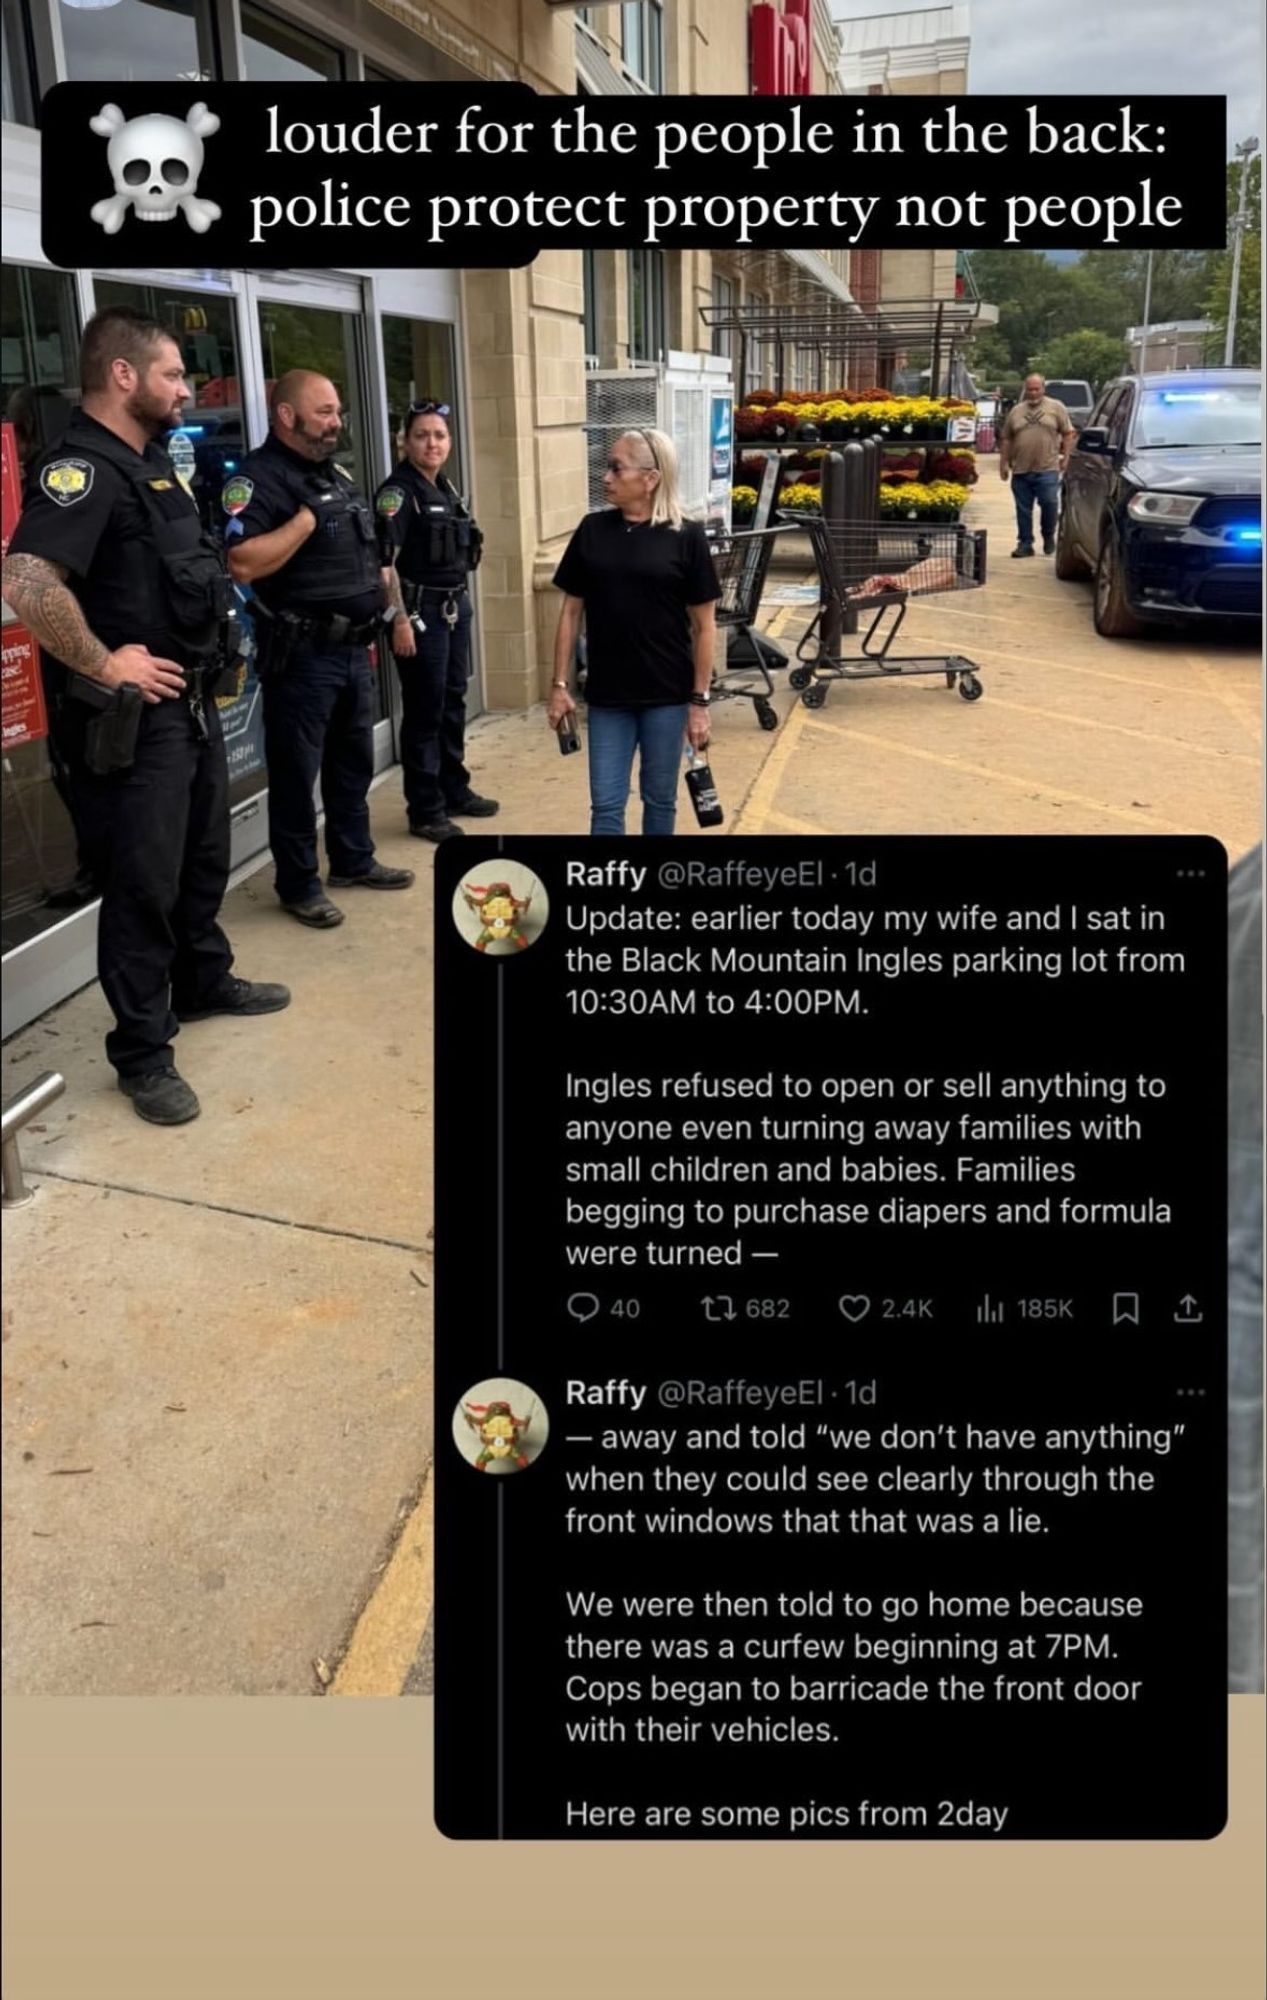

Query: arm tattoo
2,553,110,681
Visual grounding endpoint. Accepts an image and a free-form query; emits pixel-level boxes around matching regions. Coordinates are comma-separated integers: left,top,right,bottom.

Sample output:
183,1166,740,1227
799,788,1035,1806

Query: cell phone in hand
557,714,581,755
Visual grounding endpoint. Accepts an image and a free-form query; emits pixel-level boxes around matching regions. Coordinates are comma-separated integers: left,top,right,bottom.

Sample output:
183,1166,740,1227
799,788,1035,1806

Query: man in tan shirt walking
998,374,1075,557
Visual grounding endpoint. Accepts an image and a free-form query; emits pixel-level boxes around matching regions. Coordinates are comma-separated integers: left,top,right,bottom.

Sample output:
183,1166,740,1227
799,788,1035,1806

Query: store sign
2,625,49,749
750,0,810,97
216,598,268,786
946,416,977,444
708,393,733,526
2,422,21,560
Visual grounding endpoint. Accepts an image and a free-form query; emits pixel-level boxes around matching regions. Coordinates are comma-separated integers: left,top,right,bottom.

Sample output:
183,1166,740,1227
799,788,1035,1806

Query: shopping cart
707,523,806,731
782,516,988,710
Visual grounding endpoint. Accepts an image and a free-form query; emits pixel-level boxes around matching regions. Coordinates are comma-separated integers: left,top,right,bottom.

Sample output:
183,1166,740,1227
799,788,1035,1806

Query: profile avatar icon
454,1378,549,1475
452,861,549,957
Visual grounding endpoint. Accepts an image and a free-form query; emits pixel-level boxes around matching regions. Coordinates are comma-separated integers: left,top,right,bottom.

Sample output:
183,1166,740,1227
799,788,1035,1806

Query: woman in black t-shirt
547,428,720,835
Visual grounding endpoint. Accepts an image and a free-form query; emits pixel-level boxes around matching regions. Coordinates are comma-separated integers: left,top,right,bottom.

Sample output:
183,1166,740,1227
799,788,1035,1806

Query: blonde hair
619,428,683,529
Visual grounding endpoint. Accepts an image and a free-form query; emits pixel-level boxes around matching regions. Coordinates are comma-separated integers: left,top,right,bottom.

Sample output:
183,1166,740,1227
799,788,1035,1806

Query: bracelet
688,692,711,707
552,679,571,691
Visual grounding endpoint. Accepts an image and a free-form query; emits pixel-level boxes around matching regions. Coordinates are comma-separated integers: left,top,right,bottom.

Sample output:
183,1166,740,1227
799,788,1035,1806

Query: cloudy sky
833,0,1262,151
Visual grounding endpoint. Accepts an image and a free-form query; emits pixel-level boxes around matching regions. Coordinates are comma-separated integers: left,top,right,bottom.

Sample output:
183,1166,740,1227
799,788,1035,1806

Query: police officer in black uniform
1,308,289,1127
224,371,414,926
374,398,497,842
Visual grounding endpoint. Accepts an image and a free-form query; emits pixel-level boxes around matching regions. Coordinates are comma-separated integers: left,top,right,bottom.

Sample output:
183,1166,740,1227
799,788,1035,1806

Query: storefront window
3,0,38,126
93,279,246,533
622,0,663,90
2,264,86,954
381,314,459,480
241,3,344,81
57,0,216,84
627,248,665,363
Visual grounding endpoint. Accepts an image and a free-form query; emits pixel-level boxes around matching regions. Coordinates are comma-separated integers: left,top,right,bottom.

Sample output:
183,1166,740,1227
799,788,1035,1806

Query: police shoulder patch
40,458,94,507
221,476,254,516
376,485,406,518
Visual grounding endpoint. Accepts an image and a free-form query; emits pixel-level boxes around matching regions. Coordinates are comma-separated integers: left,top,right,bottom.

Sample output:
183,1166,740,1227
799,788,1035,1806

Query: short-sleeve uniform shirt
225,433,381,623
552,510,721,706
8,411,182,659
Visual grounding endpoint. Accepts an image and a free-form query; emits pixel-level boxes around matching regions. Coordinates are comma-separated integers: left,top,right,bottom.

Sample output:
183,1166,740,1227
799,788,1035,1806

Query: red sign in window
2,625,49,749
2,421,21,560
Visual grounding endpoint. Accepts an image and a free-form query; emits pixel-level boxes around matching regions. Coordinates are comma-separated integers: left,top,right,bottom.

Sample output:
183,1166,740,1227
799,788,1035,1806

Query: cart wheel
958,674,983,702
802,683,828,710
756,701,779,732
788,666,811,691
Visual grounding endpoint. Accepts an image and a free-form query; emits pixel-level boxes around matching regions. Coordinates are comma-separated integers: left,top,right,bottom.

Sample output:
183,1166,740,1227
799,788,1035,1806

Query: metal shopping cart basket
707,523,806,731
782,515,988,710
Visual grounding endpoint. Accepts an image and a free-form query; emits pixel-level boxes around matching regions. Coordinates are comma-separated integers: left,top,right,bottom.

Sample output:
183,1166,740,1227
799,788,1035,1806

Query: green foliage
1033,329,1129,393
1202,154,1261,365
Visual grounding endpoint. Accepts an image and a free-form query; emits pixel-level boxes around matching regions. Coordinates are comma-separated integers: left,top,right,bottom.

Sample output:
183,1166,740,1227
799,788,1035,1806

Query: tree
1202,153,1261,365
1033,329,1129,391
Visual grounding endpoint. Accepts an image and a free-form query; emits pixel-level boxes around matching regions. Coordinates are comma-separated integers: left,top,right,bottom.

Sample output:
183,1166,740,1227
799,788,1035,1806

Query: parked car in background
1055,369,1262,637
1043,379,1095,429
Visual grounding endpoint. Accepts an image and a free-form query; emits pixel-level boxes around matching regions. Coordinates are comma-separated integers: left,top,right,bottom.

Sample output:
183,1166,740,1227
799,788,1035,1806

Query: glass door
240,275,395,770
379,313,480,719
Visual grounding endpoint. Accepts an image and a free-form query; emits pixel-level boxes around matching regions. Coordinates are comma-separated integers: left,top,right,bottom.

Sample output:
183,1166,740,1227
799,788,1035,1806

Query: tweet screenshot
433,836,1226,1840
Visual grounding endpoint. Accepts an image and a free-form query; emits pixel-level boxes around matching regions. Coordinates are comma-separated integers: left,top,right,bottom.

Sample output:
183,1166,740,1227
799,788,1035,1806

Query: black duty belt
402,582,468,604
266,605,379,647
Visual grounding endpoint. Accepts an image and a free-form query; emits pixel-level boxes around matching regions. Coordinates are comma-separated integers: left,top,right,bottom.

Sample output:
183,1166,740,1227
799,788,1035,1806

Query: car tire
1093,529,1146,638
1053,502,1087,580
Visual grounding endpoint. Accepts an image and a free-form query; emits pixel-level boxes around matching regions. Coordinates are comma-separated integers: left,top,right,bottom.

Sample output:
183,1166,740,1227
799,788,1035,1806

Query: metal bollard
1,1071,66,1209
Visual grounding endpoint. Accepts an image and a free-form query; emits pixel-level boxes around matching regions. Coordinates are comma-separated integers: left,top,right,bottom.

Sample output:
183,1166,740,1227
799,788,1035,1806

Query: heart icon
838,1296,871,1323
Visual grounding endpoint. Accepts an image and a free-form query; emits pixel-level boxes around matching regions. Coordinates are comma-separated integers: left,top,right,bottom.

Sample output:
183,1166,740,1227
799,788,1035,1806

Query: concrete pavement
2,469,1259,1694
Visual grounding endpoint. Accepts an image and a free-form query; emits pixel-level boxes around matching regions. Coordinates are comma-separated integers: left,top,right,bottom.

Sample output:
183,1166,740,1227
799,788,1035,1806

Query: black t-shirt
9,411,182,658
552,510,721,707
225,433,381,624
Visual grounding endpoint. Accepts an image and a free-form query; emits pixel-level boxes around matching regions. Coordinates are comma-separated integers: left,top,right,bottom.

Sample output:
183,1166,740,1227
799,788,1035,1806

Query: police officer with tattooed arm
223,372,413,926
1,308,289,1128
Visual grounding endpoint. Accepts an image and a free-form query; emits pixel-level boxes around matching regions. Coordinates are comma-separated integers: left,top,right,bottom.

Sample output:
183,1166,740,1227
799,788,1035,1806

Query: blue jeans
587,703,688,836
1011,470,1060,549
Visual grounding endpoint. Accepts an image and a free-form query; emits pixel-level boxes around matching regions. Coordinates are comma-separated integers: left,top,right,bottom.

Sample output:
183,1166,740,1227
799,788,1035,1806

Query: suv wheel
1053,501,1087,580
1093,529,1145,638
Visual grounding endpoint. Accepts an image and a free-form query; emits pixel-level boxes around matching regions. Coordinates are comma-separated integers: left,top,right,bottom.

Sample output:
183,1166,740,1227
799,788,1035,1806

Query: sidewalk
0,675,796,1695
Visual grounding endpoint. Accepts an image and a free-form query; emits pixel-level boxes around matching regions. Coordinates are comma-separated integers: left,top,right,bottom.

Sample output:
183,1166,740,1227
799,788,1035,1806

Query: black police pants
396,593,472,827
60,695,233,1077
262,643,376,904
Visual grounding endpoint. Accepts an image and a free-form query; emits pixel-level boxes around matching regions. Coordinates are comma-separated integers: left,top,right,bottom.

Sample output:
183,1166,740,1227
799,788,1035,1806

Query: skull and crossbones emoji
90,104,222,235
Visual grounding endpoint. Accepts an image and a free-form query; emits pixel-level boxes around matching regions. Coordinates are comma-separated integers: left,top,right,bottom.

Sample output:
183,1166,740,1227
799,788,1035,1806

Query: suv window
1108,388,1134,448
1092,385,1124,433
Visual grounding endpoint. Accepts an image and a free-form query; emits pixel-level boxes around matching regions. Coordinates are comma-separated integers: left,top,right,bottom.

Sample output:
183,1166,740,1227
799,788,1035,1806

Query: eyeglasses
407,400,451,419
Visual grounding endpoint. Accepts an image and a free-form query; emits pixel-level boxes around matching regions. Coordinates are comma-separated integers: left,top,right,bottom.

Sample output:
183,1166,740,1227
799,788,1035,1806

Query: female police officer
374,399,497,843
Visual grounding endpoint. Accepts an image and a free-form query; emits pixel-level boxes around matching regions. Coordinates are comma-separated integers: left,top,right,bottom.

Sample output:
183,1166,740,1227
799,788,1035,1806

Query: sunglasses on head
408,400,451,419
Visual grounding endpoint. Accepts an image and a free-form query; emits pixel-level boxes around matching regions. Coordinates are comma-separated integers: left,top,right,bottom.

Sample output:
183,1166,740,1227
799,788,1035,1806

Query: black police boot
327,862,416,889
118,1066,200,1126
1042,537,1056,556
176,977,292,1022
410,818,464,842
448,793,500,818
1011,544,1035,558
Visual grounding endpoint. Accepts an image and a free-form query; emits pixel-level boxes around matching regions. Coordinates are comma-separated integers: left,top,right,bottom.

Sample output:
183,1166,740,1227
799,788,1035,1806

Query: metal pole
1,1071,66,1209
1225,139,1259,366
1139,251,1153,372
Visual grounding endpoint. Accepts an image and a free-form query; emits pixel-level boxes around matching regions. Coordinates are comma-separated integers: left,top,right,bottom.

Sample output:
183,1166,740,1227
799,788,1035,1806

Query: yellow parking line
1180,653,1263,745
331,1469,433,1696
970,692,1259,763
733,689,812,834
764,806,825,834
915,630,1257,700
801,715,1193,832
